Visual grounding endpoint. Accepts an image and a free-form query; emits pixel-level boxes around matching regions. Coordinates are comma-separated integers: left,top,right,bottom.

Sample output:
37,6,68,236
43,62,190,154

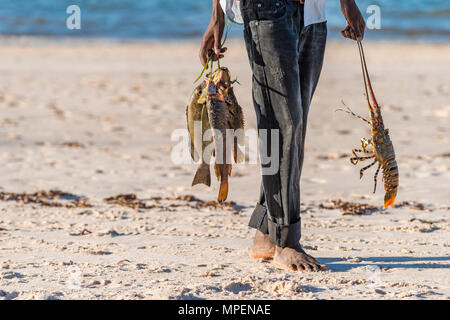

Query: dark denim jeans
241,0,327,247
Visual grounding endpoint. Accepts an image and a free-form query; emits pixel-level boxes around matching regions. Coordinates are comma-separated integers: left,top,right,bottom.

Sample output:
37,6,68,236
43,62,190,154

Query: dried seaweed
62,141,85,149
318,200,381,215
392,201,431,211
0,190,92,208
104,194,157,210
104,193,240,213
314,199,436,215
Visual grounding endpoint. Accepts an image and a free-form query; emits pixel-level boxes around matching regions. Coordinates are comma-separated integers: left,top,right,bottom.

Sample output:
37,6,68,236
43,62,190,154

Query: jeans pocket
256,0,288,22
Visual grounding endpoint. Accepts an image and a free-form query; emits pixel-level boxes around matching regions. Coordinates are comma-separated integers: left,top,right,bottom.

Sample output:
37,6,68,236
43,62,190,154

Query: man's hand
340,0,365,41
199,0,227,66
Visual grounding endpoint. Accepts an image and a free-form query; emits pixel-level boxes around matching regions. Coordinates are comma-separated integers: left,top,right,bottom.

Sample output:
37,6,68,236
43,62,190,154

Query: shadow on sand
320,256,450,272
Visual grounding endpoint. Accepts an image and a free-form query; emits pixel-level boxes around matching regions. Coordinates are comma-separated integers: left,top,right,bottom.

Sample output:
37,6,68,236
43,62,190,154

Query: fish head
212,67,231,87
195,80,208,104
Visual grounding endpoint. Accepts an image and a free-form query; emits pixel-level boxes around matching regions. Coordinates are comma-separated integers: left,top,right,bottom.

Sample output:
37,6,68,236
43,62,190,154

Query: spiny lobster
339,42,399,208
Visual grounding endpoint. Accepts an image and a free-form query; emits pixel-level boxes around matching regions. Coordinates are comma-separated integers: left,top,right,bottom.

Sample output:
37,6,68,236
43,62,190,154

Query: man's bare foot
248,230,275,260
272,244,327,272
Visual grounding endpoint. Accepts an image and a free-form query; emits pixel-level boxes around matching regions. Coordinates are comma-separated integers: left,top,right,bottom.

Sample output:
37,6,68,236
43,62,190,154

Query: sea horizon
0,0,448,42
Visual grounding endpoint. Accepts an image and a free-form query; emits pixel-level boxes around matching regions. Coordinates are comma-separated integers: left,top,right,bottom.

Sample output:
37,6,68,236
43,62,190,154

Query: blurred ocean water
0,0,448,41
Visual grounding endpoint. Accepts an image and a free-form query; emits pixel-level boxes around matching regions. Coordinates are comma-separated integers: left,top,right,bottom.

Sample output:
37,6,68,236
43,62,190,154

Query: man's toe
310,263,319,272
296,264,306,272
320,264,328,271
301,263,312,272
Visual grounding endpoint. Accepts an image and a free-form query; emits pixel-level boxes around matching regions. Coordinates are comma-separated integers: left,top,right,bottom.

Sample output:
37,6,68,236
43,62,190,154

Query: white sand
0,39,448,299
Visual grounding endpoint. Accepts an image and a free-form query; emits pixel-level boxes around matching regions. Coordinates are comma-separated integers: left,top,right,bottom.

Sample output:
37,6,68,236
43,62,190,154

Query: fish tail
214,163,229,202
192,163,211,187
217,179,228,203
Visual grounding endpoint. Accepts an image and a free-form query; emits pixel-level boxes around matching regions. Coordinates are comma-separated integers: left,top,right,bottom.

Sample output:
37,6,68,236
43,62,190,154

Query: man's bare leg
248,230,275,260
248,230,327,272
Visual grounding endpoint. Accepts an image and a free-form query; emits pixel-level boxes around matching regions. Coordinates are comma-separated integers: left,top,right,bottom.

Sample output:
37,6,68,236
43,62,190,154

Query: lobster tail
382,157,399,207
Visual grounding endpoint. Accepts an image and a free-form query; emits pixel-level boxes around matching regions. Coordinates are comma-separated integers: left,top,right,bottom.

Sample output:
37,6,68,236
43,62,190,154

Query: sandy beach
0,39,448,300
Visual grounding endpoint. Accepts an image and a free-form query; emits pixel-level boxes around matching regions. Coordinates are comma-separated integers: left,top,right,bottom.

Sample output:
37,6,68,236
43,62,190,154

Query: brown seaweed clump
0,190,92,208
103,194,240,214
318,200,381,215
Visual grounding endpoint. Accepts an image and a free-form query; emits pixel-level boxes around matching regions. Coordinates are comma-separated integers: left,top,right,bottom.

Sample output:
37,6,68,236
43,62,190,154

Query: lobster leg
373,163,381,193
359,159,377,179
352,148,372,154
350,150,374,165
361,138,373,152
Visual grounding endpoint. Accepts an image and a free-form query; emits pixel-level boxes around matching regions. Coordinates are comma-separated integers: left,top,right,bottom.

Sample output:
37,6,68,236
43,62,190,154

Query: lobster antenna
358,42,375,120
358,42,379,107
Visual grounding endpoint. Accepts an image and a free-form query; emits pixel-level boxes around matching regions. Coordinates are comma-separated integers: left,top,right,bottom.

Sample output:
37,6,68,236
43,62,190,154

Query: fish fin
186,105,194,160
214,163,220,181
217,180,228,203
233,138,244,163
197,86,208,104
189,139,198,161
237,149,244,163
233,138,238,163
192,163,211,187
240,117,245,132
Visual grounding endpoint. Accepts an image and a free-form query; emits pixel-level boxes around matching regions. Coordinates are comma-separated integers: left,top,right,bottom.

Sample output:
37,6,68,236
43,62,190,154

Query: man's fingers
199,37,214,66
199,49,206,66
342,24,363,41
213,30,222,56
341,25,352,39
212,47,227,60
199,37,226,66
200,46,210,65
210,48,227,62
211,54,224,61
343,30,351,39
341,30,350,39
